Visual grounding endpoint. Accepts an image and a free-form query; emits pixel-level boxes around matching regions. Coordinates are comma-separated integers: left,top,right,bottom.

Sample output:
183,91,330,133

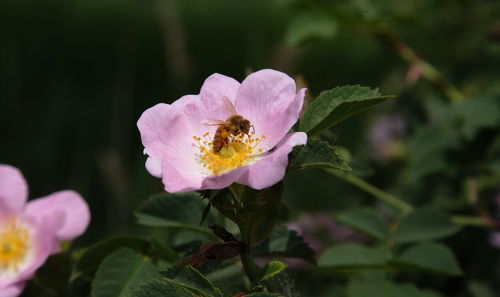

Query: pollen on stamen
0,219,31,275
192,131,266,175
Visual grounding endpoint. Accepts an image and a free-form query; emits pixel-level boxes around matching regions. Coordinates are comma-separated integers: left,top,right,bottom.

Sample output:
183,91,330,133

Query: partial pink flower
0,165,90,297
368,114,407,163
138,69,307,193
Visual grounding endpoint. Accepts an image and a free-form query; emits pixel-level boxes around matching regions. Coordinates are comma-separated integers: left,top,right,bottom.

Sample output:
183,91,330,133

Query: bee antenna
250,125,255,133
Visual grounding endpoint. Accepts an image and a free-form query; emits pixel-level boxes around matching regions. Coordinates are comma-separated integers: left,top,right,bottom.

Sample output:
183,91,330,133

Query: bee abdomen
213,126,230,153
213,136,224,152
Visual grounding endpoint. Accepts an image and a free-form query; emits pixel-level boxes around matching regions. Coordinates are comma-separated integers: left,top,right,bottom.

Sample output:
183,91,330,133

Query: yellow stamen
193,132,266,175
0,218,31,273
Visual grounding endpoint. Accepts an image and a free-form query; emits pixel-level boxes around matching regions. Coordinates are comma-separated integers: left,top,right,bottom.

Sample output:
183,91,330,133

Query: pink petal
175,94,218,137
160,151,206,193
161,158,247,192
0,282,24,297
201,167,247,189
235,69,305,149
138,99,213,192
137,104,173,179
0,218,56,289
236,132,307,189
137,101,200,179
200,73,240,121
24,190,90,241
145,156,162,178
0,165,28,215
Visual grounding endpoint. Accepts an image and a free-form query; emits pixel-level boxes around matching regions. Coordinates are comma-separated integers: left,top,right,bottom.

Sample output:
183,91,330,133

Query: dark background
1,1,500,295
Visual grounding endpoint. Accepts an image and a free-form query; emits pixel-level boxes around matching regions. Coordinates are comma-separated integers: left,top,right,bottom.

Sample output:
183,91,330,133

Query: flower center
193,131,266,175
0,218,32,276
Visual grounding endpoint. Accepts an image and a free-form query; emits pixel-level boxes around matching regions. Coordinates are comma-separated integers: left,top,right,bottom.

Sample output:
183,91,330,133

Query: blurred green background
1,0,500,296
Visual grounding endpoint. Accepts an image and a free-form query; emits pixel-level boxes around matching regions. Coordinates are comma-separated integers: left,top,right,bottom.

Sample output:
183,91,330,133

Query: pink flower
0,165,90,297
138,69,307,192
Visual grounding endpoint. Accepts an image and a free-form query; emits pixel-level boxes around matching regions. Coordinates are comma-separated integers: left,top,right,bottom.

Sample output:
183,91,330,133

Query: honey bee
202,96,253,153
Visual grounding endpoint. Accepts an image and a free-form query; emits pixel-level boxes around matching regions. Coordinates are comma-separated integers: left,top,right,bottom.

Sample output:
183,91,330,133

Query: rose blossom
0,165,90,297
138,69,307,192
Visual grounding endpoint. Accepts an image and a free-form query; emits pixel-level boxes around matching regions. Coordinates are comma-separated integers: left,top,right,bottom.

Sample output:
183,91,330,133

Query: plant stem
451,215,492,227
326,169,492,228
240,247,260,287
374,29,465,104
326,169,414,213
236,187,261,288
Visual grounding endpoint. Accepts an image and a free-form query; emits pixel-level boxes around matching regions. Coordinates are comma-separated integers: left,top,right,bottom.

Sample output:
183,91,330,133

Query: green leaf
388,283,443,297
199,202,212,226
285,10,338,46
34,253,72,296
349,281,443,297
455,94,500,140
468,281,495,297
246,293,282,297
396,242,462,275
289,139,351,171
260,260,287,282
68,274,91,297
135,192,214,235
405,127,460,181
210,188,240,224
254,226,316,263
129,279,198,297
487,133,500,160
162,266,223,297
347,273,386,297
348,274,443,297
336,209,389,240
91,248,161,297
318,243,387,268
206,265,243,284
394,210,462,244
76,236,177,276
239,182,284,248
149,239,180,263
300,85,393,136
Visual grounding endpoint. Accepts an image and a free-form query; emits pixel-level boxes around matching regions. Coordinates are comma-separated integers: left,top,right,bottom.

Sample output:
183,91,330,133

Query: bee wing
220,96,237,115
201,119,227,126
